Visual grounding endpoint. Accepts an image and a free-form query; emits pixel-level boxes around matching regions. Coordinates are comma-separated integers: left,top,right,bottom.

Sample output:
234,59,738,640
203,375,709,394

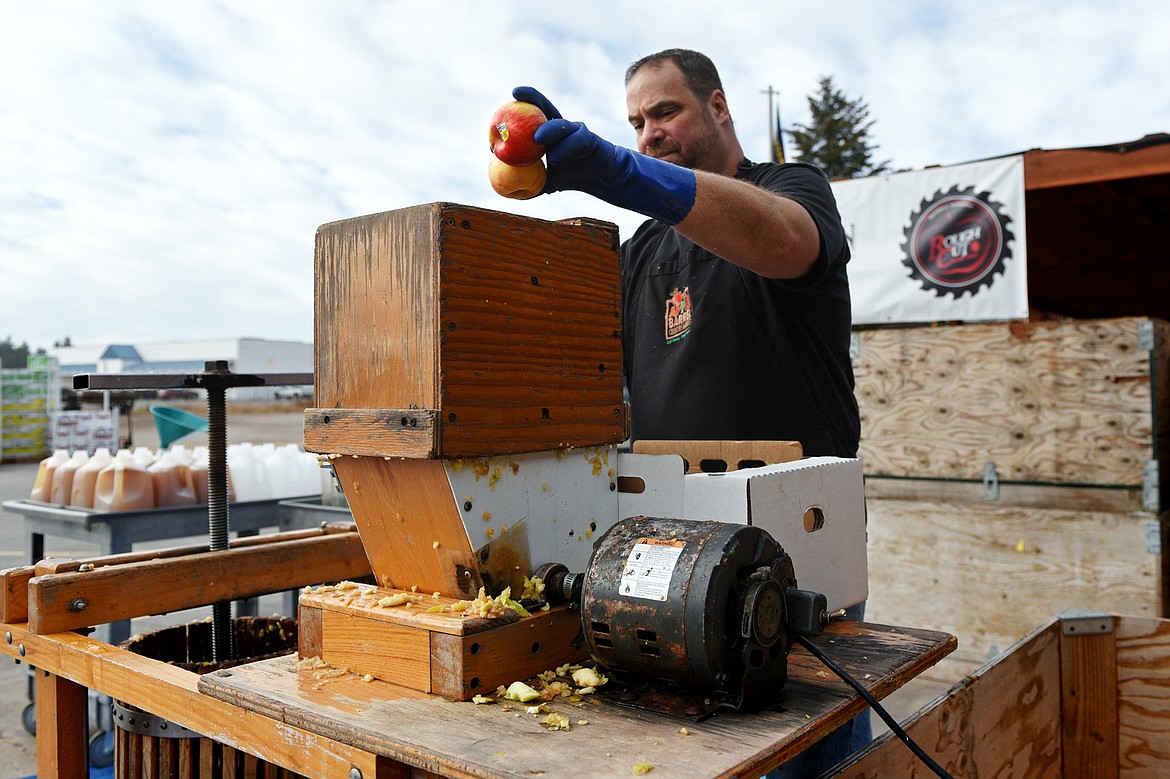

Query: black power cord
792,635,956,779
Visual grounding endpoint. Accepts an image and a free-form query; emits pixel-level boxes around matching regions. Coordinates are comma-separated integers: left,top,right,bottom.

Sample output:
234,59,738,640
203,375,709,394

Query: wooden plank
865,498,1157,678
1024,141,1170,191
300,584,495,636
1,622,388,778
298,600,324,658
433,205,625,456
320,608,433,691
3,526,356,625
0,565,34,623
303,408,438,458
1116,615,1170,775
315,203,441,412
199,621,954,778
330,456,481,598
854,317,1154,486
1061,621,1118,779
35,671,89,779
631,440,803,474
430,606,589,700
864,475,1146,513
33,523,359,577
28,531,371,634
830,620,1063,778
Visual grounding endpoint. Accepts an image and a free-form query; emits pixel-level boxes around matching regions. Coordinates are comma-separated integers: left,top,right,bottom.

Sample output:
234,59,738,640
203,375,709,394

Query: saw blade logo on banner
901,186,1015,297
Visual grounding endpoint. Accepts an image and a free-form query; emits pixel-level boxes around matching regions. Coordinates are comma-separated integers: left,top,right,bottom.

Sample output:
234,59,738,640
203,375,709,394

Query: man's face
626,61,721,172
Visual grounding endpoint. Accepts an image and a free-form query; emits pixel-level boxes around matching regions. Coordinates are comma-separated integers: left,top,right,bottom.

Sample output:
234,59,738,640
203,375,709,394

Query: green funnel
151,405,209,448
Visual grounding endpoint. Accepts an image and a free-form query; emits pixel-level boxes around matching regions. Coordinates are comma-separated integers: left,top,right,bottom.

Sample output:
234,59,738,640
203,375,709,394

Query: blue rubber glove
512,86,697,225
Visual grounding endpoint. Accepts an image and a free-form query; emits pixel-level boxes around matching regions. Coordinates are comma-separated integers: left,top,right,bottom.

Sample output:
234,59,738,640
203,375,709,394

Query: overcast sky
3,1,1168,354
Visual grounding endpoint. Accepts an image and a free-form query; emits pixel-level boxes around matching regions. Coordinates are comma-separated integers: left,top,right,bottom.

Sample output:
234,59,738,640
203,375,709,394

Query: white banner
832,155,1028,325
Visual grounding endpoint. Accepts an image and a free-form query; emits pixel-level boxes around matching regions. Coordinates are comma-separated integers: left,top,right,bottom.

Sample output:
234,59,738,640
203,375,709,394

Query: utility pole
761,85,780,158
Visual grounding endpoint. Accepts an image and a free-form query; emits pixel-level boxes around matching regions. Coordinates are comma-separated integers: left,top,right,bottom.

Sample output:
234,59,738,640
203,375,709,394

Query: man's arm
676,170,821,280
512,87,823,280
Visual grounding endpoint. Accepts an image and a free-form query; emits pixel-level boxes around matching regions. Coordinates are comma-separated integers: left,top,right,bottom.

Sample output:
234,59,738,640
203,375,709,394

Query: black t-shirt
620,160,859,457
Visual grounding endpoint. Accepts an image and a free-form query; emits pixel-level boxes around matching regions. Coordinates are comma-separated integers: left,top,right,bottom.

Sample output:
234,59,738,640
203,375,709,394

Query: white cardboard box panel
680,457,867,611
615,451,686,520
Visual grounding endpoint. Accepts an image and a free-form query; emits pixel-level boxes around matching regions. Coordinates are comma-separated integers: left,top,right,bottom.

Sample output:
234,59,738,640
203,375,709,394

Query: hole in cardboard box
803,507,825,533
617,476,645,494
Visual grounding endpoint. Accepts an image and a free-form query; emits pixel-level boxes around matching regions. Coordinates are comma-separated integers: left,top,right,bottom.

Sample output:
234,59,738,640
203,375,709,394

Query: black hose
792,634,956,779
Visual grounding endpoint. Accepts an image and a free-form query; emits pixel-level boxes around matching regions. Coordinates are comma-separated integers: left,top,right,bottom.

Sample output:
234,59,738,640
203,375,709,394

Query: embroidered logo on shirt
664,287,692,344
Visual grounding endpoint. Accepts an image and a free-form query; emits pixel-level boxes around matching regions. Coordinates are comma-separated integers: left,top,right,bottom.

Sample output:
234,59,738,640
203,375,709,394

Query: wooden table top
199,620,956,778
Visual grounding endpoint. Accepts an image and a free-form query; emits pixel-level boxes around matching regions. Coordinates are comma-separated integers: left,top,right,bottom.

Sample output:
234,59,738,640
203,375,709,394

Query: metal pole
205,361,233,661
761,85,779,158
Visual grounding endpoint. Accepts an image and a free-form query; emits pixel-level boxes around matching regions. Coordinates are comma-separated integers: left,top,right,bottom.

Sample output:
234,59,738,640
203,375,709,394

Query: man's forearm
673,170,822,280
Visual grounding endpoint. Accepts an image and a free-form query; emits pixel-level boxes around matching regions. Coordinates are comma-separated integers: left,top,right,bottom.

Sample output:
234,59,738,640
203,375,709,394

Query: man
512,48,867,775
514,49,858,458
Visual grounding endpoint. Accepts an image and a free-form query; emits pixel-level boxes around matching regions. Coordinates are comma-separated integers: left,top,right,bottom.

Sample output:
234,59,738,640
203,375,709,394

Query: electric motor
541,515,824,710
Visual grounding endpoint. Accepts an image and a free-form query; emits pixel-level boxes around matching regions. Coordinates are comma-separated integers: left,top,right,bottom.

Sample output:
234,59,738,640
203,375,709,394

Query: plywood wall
854,318,1161,487
865,497,1159,678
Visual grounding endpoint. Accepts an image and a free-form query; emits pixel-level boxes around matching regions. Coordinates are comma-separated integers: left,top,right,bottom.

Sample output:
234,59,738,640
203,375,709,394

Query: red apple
488,100,548,166
488,156,547,200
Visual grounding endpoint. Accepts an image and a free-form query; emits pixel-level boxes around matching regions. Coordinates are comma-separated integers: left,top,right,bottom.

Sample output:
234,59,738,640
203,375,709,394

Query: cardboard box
680,457,868,611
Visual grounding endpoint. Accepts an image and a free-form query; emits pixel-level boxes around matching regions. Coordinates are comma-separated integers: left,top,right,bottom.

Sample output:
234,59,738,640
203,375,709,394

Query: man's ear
708,89,731,124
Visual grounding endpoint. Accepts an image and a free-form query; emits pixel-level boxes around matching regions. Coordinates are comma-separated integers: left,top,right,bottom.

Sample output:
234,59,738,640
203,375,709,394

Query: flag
772,106,786,164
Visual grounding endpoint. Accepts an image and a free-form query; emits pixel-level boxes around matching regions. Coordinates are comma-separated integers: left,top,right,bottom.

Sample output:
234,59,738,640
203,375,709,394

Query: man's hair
625,48,723,103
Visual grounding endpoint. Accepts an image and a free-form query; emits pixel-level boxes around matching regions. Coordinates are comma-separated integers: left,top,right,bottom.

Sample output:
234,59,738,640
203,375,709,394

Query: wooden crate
298,584,586,700
854,317,1170,679
307,202,627,459
829,613,1170,778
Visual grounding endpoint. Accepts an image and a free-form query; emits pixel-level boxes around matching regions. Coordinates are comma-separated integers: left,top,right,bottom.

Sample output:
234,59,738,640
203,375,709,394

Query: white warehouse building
48,337,314,400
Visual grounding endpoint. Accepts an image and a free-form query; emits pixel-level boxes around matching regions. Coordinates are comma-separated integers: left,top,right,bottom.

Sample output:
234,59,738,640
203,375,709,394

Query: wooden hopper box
305,202,627,460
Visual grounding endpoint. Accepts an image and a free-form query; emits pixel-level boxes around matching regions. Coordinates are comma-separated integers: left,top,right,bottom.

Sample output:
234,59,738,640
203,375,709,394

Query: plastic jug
30,449,70,502
50,450,90,505
228,443,270,502
70,448,114,508
190,449,235,505
266,444,309,499
169,444,195,467
149,450,198,507
94,450,156,512
297,449,326,497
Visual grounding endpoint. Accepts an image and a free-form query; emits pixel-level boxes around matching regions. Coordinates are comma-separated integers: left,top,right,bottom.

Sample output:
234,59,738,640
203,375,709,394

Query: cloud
1,1,1167,351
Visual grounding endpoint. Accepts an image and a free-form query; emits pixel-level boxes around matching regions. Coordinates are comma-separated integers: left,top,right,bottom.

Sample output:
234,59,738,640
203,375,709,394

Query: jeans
764,601,872,779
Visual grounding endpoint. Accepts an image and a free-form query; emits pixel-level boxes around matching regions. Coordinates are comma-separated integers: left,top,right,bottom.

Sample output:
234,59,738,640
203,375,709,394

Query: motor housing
568,515,813,710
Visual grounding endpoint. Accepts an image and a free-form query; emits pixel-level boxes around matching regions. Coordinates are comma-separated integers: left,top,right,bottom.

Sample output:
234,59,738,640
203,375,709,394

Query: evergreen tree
0,336,31,369
786,76,891,179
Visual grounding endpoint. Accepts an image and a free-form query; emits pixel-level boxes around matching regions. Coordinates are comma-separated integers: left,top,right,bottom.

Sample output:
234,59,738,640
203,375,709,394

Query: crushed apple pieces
542,712,571,731
294,655,327,671
378,593,413,608
633,764,654,775
571,667,608,689
521,574,546,601
504,682,541,703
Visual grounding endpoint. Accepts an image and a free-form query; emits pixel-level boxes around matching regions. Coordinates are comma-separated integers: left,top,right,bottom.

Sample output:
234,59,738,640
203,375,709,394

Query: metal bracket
1145,521,1162,555
1058,609,1114,636
112,699,200,738
1144,460,1160,513
1138,319,1155,351
982,461,1000,501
